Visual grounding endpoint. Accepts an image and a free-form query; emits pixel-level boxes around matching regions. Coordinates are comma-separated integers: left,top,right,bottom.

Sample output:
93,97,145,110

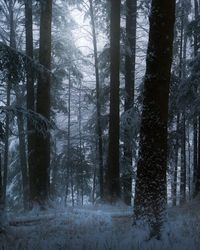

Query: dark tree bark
65,71,71,205
195,117,200,195
122,0,137,206
172,114,180,206
78,82,84,205
15,90,29,210
105,0,121,201
24,0,36,206
193,0,200,198
193,118,198,197
34,0,52,205
134,0,175,238
0,155,3,211
179,11,187,204
180,113,186,204
3,0,15,208
89,0,104,199
7,0,30,211
187,124,191,198
2,79,10,209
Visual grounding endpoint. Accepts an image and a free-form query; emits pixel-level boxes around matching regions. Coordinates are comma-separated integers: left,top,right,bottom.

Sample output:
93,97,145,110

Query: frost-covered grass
1,199,200,250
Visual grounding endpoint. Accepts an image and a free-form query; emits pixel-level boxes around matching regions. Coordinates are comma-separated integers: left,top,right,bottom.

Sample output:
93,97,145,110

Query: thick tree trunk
192,0,199,198
134,0,175,238
89,0,104,199
122,0,137,206
24,0,36,206
0,155,3,211
105,0,121,202
35,0,52,205
179,12,187,205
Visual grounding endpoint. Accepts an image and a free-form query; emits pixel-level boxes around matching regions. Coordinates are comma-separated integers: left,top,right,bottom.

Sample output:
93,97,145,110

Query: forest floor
0,198,200,250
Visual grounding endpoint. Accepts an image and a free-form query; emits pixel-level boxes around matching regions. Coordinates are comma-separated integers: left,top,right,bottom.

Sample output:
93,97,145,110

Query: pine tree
34,0,53,206
105,0,121,202
89,0,104,199
193,0,200,197
122,0,137,206
24,0,36,207
134,0,175,238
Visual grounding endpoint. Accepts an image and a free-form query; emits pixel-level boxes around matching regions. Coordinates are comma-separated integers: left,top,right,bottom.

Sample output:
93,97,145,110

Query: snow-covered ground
1,199,200,250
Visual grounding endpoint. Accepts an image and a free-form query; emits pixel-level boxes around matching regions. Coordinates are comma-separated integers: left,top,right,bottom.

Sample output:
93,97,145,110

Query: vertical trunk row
35,0,52,205
89,0,104,199
134,0,175,238
105,0,121,201
122,0,137,206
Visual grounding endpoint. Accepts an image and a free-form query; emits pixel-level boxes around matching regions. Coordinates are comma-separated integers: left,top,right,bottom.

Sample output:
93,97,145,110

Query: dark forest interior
0,0,200,249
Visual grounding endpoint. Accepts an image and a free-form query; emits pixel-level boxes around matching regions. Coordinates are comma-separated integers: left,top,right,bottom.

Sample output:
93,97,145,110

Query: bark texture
89,0,104,199
134,0,175,238
105,0,121,201
25,0,36,206
34,0,52,205
122,0,137,206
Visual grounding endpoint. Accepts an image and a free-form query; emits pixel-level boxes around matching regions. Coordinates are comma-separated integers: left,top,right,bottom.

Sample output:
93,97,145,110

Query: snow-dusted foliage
1,200,200,250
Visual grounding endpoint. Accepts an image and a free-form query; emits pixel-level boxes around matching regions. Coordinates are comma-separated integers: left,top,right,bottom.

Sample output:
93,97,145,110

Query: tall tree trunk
193,118,198,196
105,0,121,202
15,90,29,210
2,80,10,209
3,0,15,209
192,0,199,198
92,165,96,204
179,9,187,205
24,0,36,206
0,155,3,211
51,140,58,198
89,0,104,199
122,0,137,206
195,117,200,195
187,124,191,199
78,81,84,205
8,0,29,211
180,113,186,204
65,71,71,205
172,114,180,206
35,0,52,205
134,0,175,238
